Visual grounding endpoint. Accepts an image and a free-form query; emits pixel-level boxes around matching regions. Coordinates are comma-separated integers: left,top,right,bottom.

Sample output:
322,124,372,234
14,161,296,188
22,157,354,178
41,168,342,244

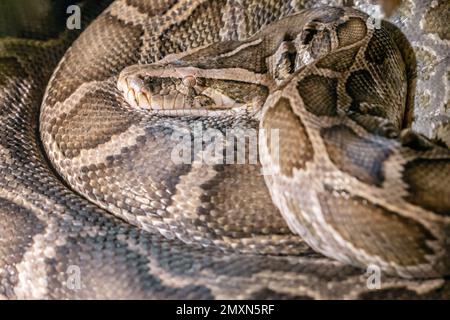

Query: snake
0,0,449,299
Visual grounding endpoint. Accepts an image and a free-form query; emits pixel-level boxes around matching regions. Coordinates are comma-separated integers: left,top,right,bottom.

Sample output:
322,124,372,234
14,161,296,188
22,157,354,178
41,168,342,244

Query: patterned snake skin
0,0,449,299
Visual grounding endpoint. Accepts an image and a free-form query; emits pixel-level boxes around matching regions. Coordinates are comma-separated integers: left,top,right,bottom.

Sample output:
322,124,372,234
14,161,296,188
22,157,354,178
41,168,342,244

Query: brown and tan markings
0,0,449,299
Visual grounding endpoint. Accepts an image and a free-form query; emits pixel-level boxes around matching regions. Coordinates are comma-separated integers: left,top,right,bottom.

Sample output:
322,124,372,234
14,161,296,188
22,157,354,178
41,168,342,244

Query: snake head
117,64,269,115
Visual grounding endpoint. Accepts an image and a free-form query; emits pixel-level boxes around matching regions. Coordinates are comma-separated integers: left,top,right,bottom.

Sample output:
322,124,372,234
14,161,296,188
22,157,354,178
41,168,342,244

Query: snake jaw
117,65,267,113
118,74,154,108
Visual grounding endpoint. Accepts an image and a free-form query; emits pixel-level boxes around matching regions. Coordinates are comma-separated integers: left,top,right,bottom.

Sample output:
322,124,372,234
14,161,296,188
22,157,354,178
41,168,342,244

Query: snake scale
0,0,449,299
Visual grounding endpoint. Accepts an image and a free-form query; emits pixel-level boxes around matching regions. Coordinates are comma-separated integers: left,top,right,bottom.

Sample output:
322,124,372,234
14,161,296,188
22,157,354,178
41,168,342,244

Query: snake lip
137,92,151,107
118,74,153,108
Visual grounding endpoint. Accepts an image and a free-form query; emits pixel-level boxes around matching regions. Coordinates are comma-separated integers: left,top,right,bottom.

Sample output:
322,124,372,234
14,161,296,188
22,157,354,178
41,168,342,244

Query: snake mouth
117,65,270,115
118,73,235,111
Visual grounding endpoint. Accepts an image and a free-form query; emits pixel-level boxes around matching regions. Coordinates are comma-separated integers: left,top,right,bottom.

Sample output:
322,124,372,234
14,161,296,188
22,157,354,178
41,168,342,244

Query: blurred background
0,0,76,39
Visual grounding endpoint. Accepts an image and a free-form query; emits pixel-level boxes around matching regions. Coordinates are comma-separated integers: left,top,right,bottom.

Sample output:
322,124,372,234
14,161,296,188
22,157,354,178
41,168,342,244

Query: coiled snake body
0,0,449,299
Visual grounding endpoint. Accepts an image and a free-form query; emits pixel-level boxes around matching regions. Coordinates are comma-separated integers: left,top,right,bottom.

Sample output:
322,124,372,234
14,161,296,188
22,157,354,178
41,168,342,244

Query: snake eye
182,75,196,88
